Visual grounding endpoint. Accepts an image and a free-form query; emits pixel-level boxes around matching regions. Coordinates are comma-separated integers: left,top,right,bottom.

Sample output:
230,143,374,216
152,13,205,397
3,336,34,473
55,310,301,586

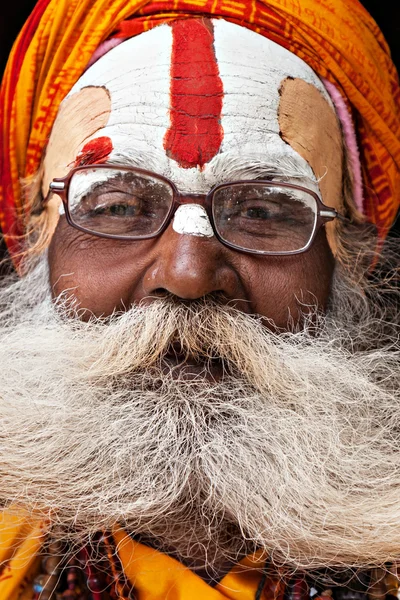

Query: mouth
162,344,225,381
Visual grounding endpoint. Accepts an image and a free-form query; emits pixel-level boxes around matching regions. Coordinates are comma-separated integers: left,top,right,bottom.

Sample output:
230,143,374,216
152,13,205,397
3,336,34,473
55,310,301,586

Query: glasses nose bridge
175,191,209,207
171,191,213,225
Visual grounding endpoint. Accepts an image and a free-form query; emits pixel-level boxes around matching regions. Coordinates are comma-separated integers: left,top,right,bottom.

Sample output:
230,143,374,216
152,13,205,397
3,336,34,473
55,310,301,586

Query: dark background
0,1,399,270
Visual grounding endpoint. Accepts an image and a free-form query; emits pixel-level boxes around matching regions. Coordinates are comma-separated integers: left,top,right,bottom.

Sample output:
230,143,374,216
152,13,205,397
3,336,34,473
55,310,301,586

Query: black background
0,1,399,269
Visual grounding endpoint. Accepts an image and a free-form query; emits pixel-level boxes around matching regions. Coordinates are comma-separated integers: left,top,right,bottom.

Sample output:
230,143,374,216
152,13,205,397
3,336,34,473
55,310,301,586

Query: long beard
0,254,399,572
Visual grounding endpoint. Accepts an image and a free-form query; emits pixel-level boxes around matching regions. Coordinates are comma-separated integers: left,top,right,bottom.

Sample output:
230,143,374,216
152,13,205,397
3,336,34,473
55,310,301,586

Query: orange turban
1,0,399,261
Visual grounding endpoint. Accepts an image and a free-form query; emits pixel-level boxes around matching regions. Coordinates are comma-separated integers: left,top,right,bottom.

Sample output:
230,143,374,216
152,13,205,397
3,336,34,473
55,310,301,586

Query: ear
279,77,343,254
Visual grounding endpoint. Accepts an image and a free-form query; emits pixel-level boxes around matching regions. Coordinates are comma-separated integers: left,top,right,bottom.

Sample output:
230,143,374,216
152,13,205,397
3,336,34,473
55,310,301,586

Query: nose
142,224,241,301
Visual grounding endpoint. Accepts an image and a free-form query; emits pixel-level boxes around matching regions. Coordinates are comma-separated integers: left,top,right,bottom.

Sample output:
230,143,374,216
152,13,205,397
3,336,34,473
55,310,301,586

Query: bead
60,593,76,600
263,577,285,600
42,554,62,575
334,590,368,600
34,573,59,598
384,570,400,597
48,540,63,554
368,568,386,600
33,574,49,593
87,575,103,591
67,569,79,584
33,581,44,594
284,578,309,600
333,587,368,600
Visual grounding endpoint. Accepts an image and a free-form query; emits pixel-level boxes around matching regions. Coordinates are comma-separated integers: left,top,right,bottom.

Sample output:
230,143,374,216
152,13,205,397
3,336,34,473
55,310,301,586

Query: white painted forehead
66,19,330,194
70,19,328,98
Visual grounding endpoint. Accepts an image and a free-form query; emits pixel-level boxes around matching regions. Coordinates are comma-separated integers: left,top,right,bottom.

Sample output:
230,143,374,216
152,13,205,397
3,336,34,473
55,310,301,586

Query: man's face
45,19,341,325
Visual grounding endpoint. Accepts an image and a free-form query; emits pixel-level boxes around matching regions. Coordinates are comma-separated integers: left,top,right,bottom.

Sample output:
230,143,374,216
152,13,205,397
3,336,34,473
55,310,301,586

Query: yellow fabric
0,510,45,600
113,527,267,599
0,509,267,599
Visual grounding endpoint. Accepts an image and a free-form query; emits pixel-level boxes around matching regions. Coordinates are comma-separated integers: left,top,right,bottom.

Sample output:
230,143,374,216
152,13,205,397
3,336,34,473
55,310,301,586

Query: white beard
0,251,399,573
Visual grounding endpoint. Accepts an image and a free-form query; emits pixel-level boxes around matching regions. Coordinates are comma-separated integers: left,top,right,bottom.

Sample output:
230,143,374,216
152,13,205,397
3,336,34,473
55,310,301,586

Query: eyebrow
209,150,319,185
104,148,165,173
104,147,319,189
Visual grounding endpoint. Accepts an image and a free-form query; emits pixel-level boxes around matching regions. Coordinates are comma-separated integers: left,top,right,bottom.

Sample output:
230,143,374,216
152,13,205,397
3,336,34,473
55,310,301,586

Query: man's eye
240,204,273,220
93,196,141,217
231,199,281,220
85,192,143,217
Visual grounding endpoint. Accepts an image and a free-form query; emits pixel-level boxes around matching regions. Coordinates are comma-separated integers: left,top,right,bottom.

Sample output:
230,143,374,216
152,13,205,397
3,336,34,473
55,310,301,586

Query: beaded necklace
33,533,132,600
32,535,400,600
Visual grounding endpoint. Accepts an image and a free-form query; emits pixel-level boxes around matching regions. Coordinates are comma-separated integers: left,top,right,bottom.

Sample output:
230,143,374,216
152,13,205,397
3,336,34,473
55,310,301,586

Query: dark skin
48,213,335,325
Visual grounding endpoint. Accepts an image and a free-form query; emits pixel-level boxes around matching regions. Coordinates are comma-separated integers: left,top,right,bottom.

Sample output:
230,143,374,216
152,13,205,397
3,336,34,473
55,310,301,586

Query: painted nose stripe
172,204,214,237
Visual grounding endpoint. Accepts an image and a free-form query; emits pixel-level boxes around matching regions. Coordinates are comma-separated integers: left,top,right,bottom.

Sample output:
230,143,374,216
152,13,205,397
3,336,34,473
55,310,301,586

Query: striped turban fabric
1,0,399,262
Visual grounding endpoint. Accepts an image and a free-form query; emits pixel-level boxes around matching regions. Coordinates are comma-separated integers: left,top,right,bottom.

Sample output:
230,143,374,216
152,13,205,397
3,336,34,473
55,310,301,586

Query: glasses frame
47,164,345,256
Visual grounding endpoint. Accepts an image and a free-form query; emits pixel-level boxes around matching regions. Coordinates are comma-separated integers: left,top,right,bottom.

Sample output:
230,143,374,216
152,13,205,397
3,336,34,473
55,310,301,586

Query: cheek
245,230,335,325
48,219,148,317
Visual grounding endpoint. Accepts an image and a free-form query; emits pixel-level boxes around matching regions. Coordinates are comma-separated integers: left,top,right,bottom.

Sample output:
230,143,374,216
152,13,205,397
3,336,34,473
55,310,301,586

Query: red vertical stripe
164,19,224,169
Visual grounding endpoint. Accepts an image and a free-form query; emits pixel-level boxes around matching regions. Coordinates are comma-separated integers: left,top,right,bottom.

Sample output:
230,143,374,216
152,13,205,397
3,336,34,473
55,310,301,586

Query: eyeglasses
48,164,345,256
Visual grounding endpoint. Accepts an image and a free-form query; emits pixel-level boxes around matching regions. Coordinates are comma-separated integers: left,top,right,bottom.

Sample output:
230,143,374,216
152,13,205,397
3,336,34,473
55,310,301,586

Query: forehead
45,19,338,198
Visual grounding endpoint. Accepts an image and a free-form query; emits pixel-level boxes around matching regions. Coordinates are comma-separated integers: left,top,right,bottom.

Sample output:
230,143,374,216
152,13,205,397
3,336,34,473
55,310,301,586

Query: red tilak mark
74,136,113,167
164,19,224,169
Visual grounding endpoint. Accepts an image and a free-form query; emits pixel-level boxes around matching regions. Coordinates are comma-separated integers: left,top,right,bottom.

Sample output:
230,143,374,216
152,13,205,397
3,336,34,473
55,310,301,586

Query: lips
161,343,225,381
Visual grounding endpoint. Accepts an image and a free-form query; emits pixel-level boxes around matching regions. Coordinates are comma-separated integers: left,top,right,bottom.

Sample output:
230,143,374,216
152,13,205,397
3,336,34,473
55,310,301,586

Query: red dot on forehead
74,136,113,167
164,19,224,169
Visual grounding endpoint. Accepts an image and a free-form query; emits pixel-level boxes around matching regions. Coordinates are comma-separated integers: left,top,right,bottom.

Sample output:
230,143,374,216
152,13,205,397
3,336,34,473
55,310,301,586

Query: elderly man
0,0,399,598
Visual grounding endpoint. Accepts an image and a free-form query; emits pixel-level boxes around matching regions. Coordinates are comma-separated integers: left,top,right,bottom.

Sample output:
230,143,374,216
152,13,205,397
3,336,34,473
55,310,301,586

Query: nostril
150,290,196,304
150,288,170,298
139,288,171,307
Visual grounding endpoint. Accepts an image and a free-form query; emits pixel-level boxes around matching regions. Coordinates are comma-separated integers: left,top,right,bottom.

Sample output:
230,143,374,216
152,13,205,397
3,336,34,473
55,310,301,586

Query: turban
1,0,399,262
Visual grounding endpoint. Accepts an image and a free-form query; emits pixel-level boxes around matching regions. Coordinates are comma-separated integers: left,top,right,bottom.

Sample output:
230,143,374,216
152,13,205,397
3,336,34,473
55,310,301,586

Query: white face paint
172,205,214,238
56,19,334,238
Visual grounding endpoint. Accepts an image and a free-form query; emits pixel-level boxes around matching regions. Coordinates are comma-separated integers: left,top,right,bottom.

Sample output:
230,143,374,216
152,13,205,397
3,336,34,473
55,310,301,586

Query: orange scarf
1,0,399,262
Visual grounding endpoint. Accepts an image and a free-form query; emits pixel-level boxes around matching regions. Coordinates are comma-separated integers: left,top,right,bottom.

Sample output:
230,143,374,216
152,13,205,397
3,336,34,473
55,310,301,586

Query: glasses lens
212,183,317,253
68,167,173,237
